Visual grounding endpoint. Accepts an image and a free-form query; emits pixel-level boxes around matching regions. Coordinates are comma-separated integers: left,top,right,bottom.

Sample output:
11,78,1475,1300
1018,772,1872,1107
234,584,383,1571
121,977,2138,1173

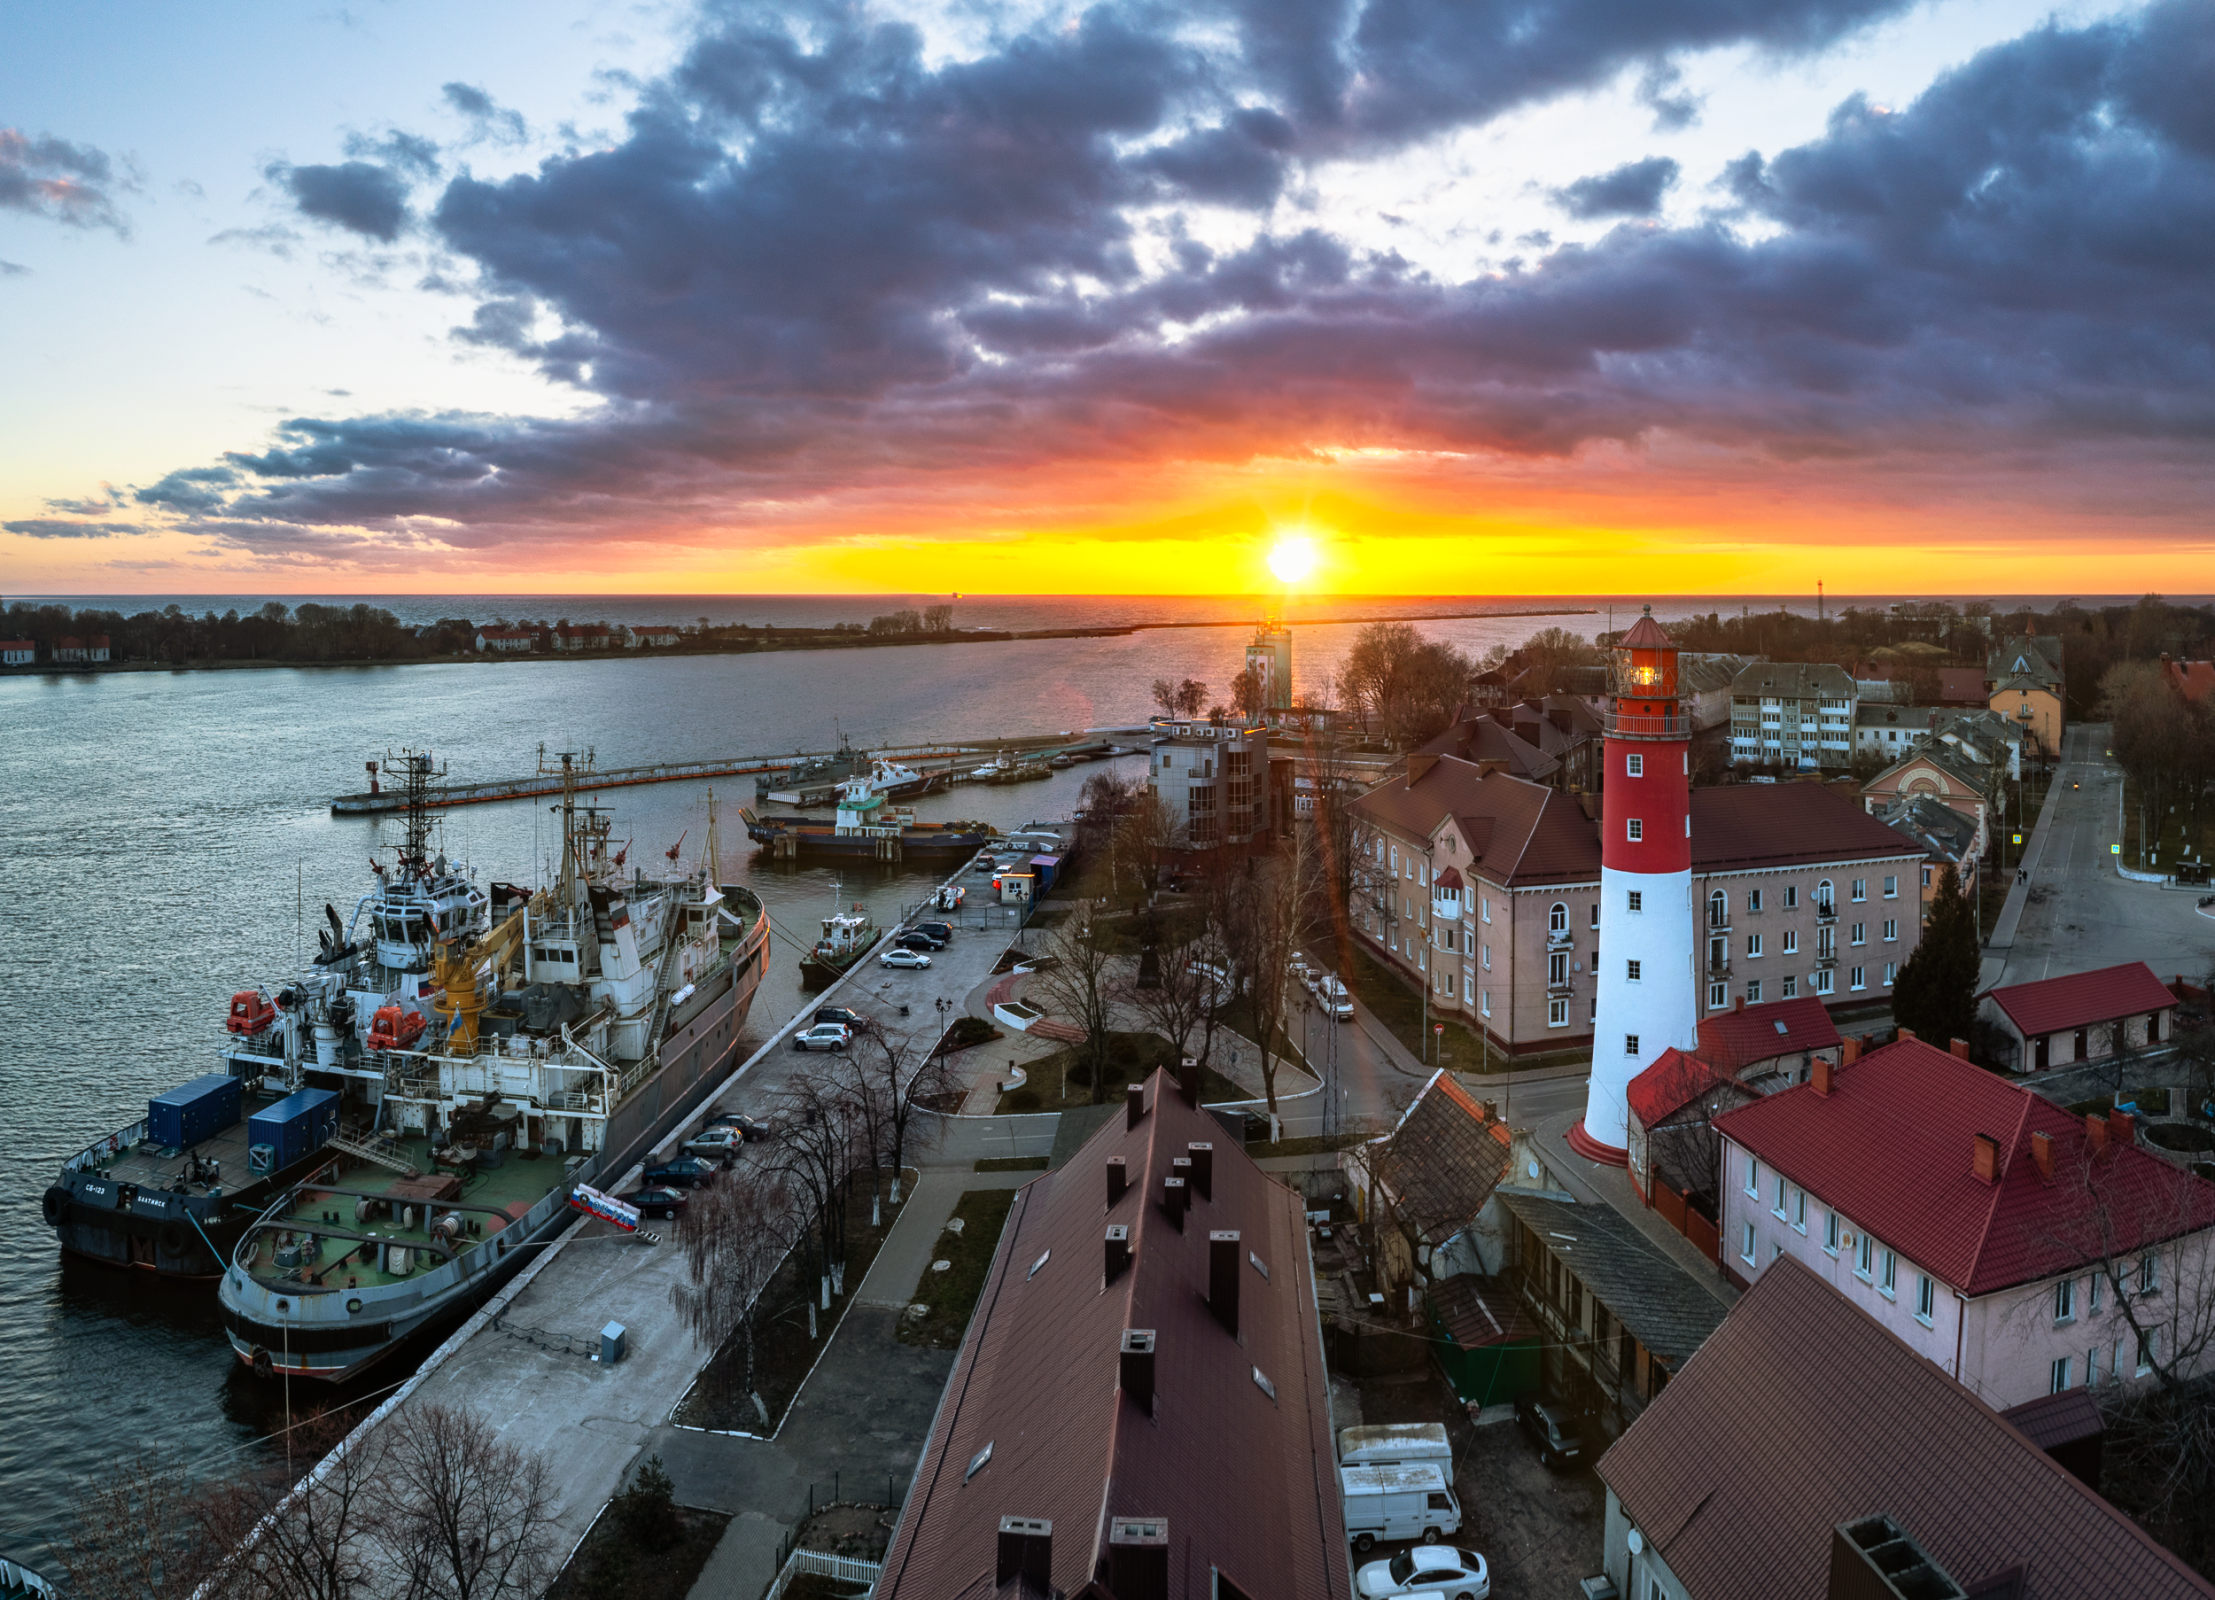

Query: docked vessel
217,759,770,1381
42,753,487,1279
799,895,879,988
743,759,997,861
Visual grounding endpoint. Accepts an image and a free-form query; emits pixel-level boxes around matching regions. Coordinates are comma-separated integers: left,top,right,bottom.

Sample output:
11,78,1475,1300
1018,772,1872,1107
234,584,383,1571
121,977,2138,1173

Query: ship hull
44,1148,333,1280
744,818,993,857
219,907,770,1382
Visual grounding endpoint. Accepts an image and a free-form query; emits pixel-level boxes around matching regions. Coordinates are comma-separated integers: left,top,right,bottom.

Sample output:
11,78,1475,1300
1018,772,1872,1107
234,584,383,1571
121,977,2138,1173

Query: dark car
915,920,955,943
705,1111,776,1141
814,1006,865,1029
617,1186,689,1219
640,1156,718,1189
1514,1394,1584,1469
896,930,945,952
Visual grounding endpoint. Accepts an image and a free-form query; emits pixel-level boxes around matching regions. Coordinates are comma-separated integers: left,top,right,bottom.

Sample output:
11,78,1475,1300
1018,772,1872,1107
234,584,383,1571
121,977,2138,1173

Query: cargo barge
744,758,997,861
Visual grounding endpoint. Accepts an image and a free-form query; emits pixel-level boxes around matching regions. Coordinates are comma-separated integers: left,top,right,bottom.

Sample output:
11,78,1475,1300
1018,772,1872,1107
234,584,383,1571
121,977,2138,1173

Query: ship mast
704,786,722,888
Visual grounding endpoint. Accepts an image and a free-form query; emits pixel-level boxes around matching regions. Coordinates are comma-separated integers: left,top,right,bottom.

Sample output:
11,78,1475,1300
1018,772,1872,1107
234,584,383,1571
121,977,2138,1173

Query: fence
1648,1179,1720,1264
763,1548,884,1599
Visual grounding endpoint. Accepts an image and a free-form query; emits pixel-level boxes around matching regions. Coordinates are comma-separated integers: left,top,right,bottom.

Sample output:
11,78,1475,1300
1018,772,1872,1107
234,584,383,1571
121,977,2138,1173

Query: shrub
614,1455,681,1552
1004,1087,1041,1111
948,1016,996,1050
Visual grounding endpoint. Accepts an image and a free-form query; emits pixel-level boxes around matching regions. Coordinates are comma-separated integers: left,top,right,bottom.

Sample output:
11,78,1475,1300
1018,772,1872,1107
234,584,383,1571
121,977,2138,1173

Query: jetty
328,729,1150,814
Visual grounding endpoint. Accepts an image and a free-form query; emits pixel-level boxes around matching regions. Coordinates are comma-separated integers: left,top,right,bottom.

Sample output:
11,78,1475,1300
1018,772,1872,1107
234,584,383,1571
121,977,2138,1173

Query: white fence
764,1547,883,1598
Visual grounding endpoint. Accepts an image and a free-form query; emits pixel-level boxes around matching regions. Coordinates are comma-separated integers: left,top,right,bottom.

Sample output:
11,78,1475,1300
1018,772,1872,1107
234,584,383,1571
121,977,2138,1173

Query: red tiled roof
1597,1257,2215,1600
1373,1071,1511,1243
1689,783,1923,872
2164,658,2215,704
878,1073,1347,1600
1433,865,1463,890
1937,666,1988,703
1696,997,1839,1076
1627,1048,1727,1128
1618,610,1672,648
1988,962,2176,1039
1715,1039,2215,1295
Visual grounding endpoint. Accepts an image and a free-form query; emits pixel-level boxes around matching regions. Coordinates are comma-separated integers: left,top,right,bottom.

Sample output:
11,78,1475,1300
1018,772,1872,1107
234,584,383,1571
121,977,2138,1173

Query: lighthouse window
1626,890,1642,913
1626,752,1644,778
1626,959,1642,982
1626,819,1643,842
1624,1032,1640,1056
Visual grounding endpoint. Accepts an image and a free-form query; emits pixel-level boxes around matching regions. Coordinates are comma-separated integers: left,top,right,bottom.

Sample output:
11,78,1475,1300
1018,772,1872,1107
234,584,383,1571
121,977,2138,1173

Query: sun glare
1267,532,1319,586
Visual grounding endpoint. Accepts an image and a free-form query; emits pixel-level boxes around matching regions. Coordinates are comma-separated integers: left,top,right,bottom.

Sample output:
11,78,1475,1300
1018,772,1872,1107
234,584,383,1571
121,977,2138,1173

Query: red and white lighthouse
1570,605,1699,1164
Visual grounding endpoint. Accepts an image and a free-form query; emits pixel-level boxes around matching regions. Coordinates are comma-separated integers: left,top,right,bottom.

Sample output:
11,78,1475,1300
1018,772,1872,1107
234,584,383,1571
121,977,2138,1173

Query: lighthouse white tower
1570,606,1700,1164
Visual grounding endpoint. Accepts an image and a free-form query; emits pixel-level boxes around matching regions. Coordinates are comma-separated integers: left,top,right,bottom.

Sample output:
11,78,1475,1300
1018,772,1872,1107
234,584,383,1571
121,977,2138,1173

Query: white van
1341,1462,1462,1552
1318,975,1354,1020
1338,1422,1453,1470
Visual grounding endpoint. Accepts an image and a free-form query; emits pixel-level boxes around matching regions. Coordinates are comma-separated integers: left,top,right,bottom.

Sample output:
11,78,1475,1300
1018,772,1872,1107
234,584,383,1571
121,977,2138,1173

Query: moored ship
799,897,879,988
743,759,996,860
217,759,771,1381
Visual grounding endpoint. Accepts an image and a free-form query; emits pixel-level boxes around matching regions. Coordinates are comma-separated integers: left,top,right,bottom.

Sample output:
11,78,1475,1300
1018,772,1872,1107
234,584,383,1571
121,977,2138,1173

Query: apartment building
1349,757,1925,1056
1988,630,2066,756
1146,718,1271,851
1728,661,1857,769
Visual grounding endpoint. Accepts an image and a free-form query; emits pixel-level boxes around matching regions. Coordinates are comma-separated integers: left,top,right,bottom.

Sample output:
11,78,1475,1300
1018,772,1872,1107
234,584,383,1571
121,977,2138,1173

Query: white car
684,1126,743,1158
794,1022,852,1052
881,947,932,969
1356,1547,1489,1600
1317,974,1354,1020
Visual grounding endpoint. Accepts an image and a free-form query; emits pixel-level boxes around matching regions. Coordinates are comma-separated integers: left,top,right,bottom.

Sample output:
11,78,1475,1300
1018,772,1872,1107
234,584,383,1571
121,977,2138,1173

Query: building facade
52,635,110,664
474,627,536,653
1983,961,2178,1073
1987,631,2065,757
1,639,35,666
1146,719,1271,851
624,625,682,648
1859,742,2001,861
1728,661,1857,769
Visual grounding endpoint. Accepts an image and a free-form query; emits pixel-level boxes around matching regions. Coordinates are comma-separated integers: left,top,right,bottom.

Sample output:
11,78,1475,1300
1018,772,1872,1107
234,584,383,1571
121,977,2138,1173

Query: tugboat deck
87,1119,267,1192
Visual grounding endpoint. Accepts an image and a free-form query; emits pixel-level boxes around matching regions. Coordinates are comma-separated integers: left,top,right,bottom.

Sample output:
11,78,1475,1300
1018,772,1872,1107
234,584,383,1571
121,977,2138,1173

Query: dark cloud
266,159,411,241
142,0,2215,559
0,259,26,276
443,82,529,145
3,519,150,539
0,127,131,234
1555,155,1679,218
133,466,238,513
343,129,443,178
1636,63,1702,131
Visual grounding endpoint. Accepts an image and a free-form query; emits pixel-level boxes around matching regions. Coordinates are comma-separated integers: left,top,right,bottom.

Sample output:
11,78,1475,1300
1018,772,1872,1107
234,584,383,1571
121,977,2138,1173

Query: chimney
1107,1156,1128,1207
1162,1175,1187,1231
1119,1329,1156,1416
1406,752,1440,787
1104,1223,1131,1283
1973,1133,1999,1183
1186,1142,1214,1200
2032,1130,2055,1181
1949,1037,1970,1060
1734,994,1746,1013
2112,1111,2136,1148
1107,1518,1170,1600
1209,1230,1242,1337
1126,1081,1146,1130
1841,1038,1861,1067
1171,1155,1193,1200
996,1518,1052,1590
1179,1057,1200,1106
2087,1115,2110,1158
1812,1057,1835,1096
1897,1026,1918,1044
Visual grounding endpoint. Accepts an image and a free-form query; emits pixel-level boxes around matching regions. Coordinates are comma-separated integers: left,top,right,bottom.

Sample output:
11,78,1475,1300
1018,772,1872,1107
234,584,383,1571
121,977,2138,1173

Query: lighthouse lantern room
1569,605,1699,1165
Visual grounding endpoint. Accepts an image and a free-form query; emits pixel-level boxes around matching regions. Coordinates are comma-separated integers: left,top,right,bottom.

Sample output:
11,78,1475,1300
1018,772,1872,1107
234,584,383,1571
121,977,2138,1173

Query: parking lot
1353,1366,1605,1596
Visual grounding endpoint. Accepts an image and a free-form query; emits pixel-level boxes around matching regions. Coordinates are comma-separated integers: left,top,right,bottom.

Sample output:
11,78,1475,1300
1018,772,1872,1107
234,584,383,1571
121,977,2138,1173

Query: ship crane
430,900,532,1054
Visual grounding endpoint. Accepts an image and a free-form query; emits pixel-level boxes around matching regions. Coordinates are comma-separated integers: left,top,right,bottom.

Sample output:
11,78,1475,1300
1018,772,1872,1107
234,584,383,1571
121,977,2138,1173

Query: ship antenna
704,787,722,888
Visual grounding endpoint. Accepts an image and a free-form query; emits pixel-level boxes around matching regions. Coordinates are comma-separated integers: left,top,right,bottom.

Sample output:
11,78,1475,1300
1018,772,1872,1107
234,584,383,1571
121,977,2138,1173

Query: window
2087,1344,2101,1385
2139,1330,2159,1374
1745,1155,1760,1197
1627,818,1643,842
1549,951,1568,985
1742,1222,1757,1264
1852,879,1867,902
1881,1249,1897,1296
1627,752,1644,777
1883,918,1898,942
1856,1233,1873,1279
1589,902,1601,930
1481,943,1490,970
1916,1275,1935,1323
2055,1279,2076,1323
1782,975,1798,999
1549,902,1568,935
1782,930,1799,955
1625,1032,1640,1055
1390,846,1398,873
1815,969,1834,996
1816,879,1834,912
1922,866,1933,888
1709,982,1727,1009
1482,989,1492,1017
1883,961,1896,986
2140,1254,2161,1295
1626,958,1642,982
1748,888,1763,913
1850,966,1865,991
1784,884,1799,909
1824,1212,1840,1255
1774,1177,1789,1220
1745,979,1762,1003
1746,933,1763,958
2089,1273,2102,1313
1884,875,1898,898
1708,890,1728,928
1480,895,1490,923
1794,1189,1807,1231
1464,972,1474,1003
1627,889,1643,913
1547,998,1566,1026
1851,922,1866,945
2052,1356,2072,1394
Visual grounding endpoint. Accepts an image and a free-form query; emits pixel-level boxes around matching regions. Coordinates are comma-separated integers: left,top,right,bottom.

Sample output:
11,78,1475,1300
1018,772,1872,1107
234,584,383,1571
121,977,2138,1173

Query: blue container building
247,1087,340,1174
147,1073,244,1150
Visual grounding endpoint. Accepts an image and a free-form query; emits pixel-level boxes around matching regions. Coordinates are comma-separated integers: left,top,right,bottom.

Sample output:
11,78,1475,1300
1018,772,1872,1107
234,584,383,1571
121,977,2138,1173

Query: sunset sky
4,0,2212,596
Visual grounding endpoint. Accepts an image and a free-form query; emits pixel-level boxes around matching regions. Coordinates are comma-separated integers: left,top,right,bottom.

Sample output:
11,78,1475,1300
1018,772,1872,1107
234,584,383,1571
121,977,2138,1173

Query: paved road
1984,722,2215,992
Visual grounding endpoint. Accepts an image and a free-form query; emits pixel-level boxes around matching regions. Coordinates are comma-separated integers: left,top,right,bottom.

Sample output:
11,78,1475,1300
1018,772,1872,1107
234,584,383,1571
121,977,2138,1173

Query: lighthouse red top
1608,605,1683,740
1604,604,1691,872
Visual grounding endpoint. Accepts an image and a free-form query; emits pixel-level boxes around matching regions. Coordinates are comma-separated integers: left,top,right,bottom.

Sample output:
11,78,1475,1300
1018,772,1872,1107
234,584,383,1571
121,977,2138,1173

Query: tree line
3,601,469,664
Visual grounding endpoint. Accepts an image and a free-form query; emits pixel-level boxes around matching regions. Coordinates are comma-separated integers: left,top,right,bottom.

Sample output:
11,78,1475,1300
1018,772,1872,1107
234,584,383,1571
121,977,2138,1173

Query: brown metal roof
1371,1071,1513,1245
1598,1257,2215,1600
1688,784,1924,873
878,1072,1349,1600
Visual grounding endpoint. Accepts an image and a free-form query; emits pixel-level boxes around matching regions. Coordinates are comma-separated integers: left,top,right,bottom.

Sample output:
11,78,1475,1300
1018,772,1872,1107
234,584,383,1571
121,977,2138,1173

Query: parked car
813,1006,865,1029
705,1111,776,1142
684,1126,743,1158
896,930,945,952
915,920,955,943
1514,1394,1585,1469
794,1022,853,1052
1317,974,1354,1020
881,948,932,969
1355,1547,1490,1599
616,1186,689,1219
1341,1463,1461,1554
639,1157,717,1189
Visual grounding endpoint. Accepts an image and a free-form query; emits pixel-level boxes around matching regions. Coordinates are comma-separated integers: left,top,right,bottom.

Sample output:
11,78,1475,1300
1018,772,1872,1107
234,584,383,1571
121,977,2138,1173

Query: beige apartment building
1350,755,1926,1056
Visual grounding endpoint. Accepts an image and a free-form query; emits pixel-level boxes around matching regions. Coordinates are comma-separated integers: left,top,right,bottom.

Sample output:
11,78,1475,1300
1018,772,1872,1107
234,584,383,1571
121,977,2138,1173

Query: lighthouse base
1566,1120,1630,1167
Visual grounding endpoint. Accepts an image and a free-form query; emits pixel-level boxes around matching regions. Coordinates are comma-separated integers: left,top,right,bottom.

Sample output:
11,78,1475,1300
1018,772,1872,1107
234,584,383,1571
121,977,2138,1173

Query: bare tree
1297,718,1383,974
770,1071,866,1303
1230,664,1266,721
1024,904,1121,1103
52,1451,212,1599
1214,831,1320,1122
1340,622,1476,747
1112,790,1180,897
840,1024,957,1207
378,1405,559,1600
1150,677,1210,720
1076,768,1144,875
192,1412,392,1600
672,1162,797,1431
1130,910,1234,1075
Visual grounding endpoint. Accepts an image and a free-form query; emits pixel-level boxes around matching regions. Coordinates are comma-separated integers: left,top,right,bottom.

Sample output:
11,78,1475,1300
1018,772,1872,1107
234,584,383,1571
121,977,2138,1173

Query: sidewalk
1981,754,2070,990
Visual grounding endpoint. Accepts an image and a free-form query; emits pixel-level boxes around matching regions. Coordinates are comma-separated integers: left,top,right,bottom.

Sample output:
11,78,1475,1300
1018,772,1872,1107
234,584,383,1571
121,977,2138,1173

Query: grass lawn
2121,773,2212,875
545,1503,729,1600
897,1189,1018,1349
974,1156,1049,1172
994,1030,1247,1114
671,1176,904,1435
1339,943,1524,1073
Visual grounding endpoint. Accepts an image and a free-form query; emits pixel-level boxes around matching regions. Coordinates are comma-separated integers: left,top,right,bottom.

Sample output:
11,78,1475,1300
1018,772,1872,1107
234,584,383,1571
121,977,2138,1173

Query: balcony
1706,958,1732,978
1815,903,1838,924
1547,928,1573,949
1602,708,1687,739
1546,976,1575,996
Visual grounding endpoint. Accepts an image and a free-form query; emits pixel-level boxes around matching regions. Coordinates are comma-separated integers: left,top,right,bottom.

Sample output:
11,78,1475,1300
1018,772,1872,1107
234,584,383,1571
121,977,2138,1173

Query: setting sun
1267,532,1320,587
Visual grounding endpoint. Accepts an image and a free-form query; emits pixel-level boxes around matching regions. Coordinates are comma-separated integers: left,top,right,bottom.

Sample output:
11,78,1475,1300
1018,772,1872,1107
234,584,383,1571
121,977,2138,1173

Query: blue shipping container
247,1087,340,1174
147,1074,243,1150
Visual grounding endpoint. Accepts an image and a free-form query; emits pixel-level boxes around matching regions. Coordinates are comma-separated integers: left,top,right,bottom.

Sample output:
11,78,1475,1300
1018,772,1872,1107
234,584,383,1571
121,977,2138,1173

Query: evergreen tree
1891,864,1980,1049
